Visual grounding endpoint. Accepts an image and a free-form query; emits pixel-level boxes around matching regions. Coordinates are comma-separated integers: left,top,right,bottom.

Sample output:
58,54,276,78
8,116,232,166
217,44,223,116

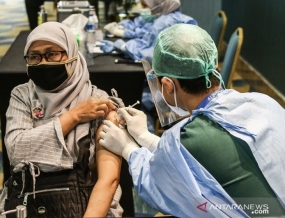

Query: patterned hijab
24,22,93,161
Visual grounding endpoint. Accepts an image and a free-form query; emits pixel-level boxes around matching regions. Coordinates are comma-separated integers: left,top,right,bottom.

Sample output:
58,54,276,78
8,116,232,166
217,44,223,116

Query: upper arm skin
84,110,122,217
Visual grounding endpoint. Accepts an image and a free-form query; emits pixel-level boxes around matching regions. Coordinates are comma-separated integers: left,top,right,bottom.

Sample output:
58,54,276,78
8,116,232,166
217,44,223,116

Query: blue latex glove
114,39,125,51
100,40,115,53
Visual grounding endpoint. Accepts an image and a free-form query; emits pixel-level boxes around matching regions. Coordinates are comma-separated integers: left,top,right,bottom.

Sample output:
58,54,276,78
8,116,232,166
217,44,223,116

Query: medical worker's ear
161,77,174,94
171,78,182,91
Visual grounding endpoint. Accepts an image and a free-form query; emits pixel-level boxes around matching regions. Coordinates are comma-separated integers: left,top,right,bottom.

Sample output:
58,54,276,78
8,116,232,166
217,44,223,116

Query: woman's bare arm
84,110,122,217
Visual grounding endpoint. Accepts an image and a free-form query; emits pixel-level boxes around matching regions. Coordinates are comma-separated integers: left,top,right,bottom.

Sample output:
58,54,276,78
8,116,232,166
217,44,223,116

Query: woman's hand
70,98,116,124
59,98,116,137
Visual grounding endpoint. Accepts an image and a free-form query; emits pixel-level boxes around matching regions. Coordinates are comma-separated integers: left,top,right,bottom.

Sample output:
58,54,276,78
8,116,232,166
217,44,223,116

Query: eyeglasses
24,51,66,65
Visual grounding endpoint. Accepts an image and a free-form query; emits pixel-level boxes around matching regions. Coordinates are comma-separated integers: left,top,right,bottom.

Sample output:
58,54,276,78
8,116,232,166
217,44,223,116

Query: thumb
125,107,140,116
103,120,115,128
117,108,133,123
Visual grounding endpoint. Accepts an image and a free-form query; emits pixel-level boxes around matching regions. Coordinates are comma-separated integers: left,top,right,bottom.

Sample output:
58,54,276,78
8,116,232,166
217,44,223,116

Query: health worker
100,0,197,62
99,24,285,217
103,0,154,39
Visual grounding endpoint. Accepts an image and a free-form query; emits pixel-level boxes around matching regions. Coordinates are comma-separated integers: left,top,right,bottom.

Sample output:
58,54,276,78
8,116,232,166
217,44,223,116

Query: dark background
181,0,285,95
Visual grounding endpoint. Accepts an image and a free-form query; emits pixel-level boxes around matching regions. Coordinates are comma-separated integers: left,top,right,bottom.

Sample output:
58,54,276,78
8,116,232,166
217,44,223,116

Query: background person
25,0,45,30
99,24,285,217
100,0,197,62
103,0,158,39
0,22,123,217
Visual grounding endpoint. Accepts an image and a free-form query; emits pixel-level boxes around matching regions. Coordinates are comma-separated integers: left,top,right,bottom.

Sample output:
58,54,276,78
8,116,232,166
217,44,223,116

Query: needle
129,100,140,108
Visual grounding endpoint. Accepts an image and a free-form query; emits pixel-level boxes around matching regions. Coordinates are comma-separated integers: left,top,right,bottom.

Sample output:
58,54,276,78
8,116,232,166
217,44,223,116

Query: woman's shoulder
11,83,29,95
9,83,31,106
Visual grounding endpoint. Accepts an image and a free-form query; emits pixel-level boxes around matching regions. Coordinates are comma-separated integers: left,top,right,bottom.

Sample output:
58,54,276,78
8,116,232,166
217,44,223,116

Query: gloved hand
100,40,115,53
113,25,125,37
103,22,117,35
117,107,160,152
99,120,139,160
114,39,126,51
103,22,125,37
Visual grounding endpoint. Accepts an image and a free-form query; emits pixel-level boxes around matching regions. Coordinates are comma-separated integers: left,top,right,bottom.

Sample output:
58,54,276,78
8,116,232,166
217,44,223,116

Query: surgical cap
144,0,181,16
153,24,218,80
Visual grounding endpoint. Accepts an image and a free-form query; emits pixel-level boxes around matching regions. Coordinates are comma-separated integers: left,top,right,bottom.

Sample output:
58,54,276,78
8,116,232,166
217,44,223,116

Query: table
0,30,145,217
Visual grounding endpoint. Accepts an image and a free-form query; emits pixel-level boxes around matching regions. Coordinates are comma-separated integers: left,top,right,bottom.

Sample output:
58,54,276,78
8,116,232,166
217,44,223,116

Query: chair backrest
209,10,227,57
220,27,244,88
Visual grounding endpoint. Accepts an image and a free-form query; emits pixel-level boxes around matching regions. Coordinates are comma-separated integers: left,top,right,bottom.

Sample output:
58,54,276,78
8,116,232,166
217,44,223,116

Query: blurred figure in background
103,0,155,39
100,0,197,61
25,0,45,30
88,0,115,22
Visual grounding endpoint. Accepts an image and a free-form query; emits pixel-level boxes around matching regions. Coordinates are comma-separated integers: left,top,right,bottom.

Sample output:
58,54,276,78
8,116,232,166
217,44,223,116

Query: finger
107,120,117,129
118,124,125,129
117,114,126,125
119,120,126,126
99,138,106,147
106,101,117,110
101,123,109,132
103,120,120,133
125,107,140,115
96,110,106,117
99,130,106,138
95,98,112,105
103,120,113,127
97,99,116,112
117,108,132,123
96,104,109,115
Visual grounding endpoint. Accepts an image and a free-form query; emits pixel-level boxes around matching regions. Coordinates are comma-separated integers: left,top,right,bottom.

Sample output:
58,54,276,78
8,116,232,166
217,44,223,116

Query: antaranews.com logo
209,204,269,215
197,202,270,215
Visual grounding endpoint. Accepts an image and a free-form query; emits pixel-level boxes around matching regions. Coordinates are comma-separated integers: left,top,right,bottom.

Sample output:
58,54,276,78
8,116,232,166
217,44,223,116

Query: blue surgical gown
118,16,153,39
123,11,197,61
128,89,285,217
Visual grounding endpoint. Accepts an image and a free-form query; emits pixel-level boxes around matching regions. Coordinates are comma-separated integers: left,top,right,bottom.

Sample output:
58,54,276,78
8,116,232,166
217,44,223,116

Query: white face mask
161,77,189,117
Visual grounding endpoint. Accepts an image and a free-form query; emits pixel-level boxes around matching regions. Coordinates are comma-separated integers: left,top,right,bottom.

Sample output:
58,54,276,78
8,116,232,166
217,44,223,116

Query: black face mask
27,63,69,91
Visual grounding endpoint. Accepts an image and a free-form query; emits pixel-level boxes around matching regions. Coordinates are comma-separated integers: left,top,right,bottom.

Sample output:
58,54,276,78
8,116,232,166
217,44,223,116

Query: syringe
118,100,140,128
128,100,140,108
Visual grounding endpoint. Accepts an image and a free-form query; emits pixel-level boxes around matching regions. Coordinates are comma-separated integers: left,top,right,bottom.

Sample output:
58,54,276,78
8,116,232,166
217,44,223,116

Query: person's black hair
157,71,220,95
178,73,220,94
